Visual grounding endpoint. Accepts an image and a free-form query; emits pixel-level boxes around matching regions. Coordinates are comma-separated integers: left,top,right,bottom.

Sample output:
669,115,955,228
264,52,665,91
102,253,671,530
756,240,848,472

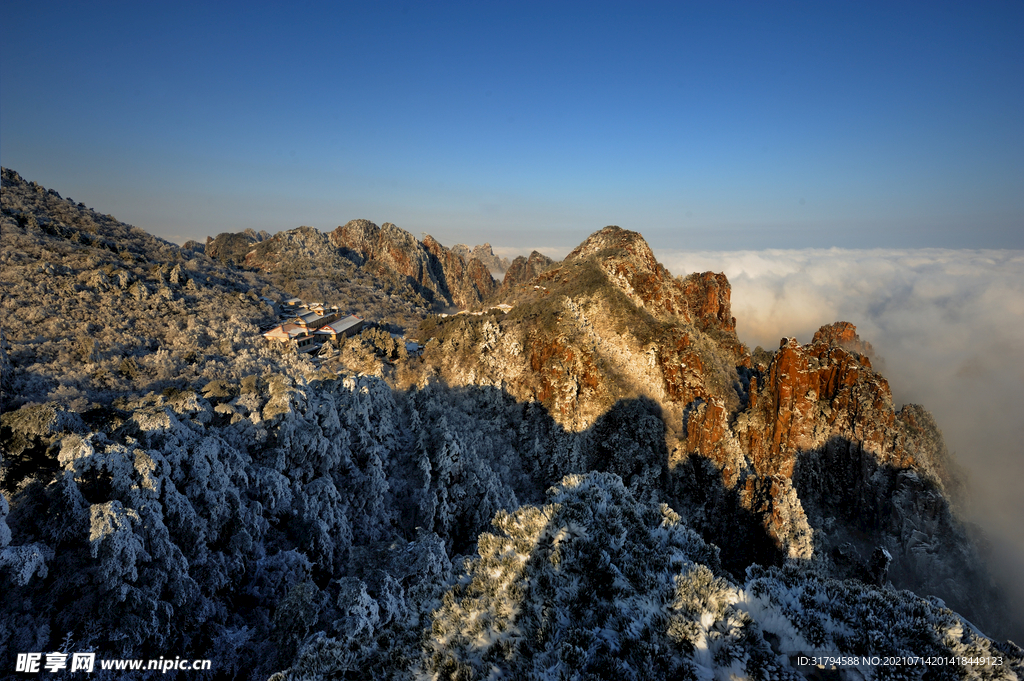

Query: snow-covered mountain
1,168,1021,679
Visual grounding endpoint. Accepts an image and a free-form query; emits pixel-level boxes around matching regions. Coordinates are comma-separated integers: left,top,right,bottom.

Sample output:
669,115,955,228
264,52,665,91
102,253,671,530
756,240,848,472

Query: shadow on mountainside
413,466,1024,681
5,359,1023,678
793,435,1024,643
668,454,784,578
419,471,742,680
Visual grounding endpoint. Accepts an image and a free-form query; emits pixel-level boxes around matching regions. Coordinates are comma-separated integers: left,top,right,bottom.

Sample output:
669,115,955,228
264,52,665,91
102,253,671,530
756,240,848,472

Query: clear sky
2,1,1022,253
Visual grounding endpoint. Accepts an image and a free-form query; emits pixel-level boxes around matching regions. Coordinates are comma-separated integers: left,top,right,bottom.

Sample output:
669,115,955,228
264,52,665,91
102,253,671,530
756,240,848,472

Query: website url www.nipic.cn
16,653,212,674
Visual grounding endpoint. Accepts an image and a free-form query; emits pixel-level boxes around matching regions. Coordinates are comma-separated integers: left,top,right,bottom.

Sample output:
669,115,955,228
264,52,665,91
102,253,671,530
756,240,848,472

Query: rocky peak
326,221,498,309
242,227,271,242
422,234,498,308
496,250,559,298
552,226,688,320
812,320,875,360
329,219,382,264
564,225,658,269
742,324,896,479
245,225,337,270
553,227,740,336
422,227,755,435
1,167,23,184
686,320,1008,627
681,271,736,334
380,222,419,248
452,242,510,277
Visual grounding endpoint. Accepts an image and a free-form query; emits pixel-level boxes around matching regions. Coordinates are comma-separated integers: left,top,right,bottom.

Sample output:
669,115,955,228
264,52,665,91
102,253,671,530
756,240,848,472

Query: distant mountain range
2,167,1021,679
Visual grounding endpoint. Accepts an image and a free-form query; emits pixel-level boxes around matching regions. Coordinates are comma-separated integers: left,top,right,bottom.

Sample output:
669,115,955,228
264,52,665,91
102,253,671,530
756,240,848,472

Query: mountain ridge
2,167,1021,679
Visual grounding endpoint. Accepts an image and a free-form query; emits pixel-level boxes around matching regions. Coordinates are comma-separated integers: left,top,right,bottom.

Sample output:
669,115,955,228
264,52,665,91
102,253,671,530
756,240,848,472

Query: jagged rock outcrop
452,242,510,277
330,220,445,305
683,321,1006,632
547,227,739,340
415,226,747,431
243,227,271,242
327,220,497,309
206,231,258,266
421,234,498,308
812,319,875,356
331,220,424,272
737,331,898,480
495,249,559,299
681,271,736,334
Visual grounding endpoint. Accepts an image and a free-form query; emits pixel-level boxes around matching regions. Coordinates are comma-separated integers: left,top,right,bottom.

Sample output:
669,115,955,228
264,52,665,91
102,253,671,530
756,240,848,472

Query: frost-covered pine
421,472,792,681
0,493,51,587
743,564,1023,680
419,473,1024,680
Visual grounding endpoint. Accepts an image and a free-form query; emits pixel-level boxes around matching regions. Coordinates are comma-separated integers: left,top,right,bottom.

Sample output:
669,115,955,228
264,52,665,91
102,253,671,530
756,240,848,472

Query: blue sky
2,1,1022,253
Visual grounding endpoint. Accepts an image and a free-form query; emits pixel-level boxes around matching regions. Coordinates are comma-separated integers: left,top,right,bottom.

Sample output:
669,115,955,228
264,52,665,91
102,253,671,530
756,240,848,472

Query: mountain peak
565,225,657,270
555,226,723,328
812,320,875,358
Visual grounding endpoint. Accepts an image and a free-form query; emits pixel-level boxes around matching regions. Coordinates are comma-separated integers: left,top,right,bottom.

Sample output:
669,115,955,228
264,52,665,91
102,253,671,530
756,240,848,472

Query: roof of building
314,315,364,336
296,310,330,325
263,323,311,340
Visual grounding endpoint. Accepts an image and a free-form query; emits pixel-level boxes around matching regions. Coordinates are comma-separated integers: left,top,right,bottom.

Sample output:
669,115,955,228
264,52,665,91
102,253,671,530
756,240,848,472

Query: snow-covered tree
421,472,782,680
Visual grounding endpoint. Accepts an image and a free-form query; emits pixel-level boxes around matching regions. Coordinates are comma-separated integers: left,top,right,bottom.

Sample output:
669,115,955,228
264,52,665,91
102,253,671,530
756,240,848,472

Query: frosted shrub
742,564,1021,679
422,472,789,681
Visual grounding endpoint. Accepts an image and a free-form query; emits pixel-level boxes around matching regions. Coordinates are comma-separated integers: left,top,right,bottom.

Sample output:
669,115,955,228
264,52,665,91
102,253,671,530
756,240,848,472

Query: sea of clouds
656,248,1024,605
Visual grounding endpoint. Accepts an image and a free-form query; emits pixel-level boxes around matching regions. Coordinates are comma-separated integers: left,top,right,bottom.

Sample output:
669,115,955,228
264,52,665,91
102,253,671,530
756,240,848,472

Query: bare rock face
328,218,380,264
371,222,425,274
681,271,736,334
421,234,498,308
329,219,429,277
684,328,901,565
363,224,437,297
812,320,875,357
452,242,510,277
466,258,498,302
496,250,558,299
739,331,896,481
693,323,1001,630
417,225,747,432
327,220,497,310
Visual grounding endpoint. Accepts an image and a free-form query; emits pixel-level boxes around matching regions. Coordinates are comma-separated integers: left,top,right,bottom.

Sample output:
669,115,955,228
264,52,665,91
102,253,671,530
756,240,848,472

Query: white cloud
657,248,1024,559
